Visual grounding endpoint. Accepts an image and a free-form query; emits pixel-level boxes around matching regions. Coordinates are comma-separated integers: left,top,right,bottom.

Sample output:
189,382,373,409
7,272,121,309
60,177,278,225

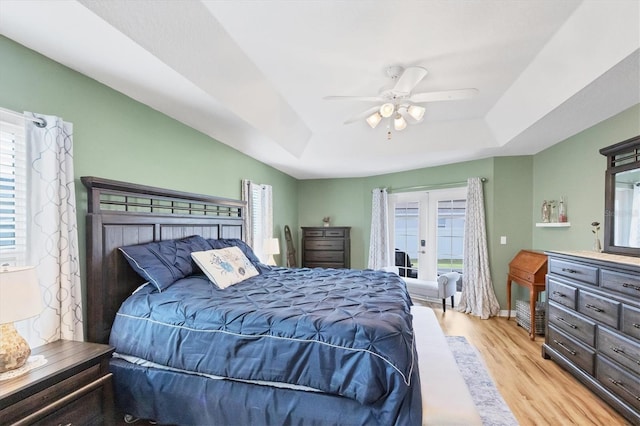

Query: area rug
446,336,519,426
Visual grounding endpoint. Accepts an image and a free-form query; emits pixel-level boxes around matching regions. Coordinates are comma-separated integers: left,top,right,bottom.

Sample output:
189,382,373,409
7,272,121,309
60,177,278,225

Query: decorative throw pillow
206,238,262,265
191,246,259,289
206,238,272,274
119,235,211,292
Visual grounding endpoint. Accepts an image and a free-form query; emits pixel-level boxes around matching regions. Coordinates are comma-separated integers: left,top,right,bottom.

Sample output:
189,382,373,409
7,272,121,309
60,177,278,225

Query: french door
390,187,466,281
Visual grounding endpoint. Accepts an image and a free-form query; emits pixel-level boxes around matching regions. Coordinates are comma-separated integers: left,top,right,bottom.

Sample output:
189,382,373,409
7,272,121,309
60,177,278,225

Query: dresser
301,227,351,268
0,340,115,425
506,249,548,340
542,251,640,424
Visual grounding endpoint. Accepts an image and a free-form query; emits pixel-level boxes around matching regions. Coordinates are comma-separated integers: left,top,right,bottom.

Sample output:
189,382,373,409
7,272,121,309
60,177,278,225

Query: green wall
0,35,298,279
532,104,640,251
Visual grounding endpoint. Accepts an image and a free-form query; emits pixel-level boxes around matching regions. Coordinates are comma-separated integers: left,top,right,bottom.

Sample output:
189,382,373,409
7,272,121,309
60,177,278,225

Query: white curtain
368,188,391,269
20,112,83,347
457,177,500,319
242,179,273,263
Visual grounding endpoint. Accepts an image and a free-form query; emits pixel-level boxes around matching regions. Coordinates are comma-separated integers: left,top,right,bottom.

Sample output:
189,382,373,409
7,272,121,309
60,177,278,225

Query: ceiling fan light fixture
393,114,407,131
407,105,425,121
366,112,382,128
379,103,395,118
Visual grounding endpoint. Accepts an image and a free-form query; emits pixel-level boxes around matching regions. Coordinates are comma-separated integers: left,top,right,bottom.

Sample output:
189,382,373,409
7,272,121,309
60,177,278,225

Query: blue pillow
206,238,270,273
120,235,211,291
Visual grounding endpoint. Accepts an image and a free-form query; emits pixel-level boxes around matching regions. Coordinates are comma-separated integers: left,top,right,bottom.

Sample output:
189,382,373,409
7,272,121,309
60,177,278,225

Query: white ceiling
1,0,639,179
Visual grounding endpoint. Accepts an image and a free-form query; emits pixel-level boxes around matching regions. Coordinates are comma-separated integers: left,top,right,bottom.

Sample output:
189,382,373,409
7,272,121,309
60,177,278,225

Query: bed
82,177,422,425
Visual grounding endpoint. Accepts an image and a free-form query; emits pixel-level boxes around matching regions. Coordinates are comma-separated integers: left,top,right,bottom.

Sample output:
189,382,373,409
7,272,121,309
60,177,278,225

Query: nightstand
0,340,115,425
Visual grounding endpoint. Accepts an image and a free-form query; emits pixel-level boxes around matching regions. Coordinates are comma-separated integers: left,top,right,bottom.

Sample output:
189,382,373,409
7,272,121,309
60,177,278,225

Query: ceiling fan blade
392,66,428,96
344,106,381,124
324,95,382,102
410,88,478,103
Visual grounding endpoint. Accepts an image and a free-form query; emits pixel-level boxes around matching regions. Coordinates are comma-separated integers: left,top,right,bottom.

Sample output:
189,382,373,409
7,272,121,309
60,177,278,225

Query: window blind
0,113,27,265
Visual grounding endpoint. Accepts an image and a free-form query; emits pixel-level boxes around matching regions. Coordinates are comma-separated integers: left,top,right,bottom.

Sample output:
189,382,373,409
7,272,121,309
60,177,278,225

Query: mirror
601,135,640,256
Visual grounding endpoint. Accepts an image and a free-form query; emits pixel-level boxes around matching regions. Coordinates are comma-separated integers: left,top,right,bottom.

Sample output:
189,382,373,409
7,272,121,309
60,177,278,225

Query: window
242,180,273,263
0,112,27,266
436,198,465,275
393,201,419,278
390,187,465,281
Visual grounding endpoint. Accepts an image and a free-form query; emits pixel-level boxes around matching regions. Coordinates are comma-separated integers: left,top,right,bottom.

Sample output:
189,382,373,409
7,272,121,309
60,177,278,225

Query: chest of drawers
543,251,640,424
301,227,351,269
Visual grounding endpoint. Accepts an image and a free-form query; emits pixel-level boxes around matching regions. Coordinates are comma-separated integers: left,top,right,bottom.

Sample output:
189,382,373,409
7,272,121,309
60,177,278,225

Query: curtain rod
0,107,47,127
389,177,487,193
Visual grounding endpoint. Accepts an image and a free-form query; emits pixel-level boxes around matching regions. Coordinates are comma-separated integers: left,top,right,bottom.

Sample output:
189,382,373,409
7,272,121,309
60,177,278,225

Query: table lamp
264,238,280,266
0,266,43,373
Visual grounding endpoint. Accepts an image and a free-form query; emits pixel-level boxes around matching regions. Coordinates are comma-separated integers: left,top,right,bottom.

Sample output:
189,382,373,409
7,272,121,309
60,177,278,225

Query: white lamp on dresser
0,265,43,373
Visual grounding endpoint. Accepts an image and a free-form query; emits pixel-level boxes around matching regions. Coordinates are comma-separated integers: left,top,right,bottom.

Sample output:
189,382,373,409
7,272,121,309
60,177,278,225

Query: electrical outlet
500,236,507,245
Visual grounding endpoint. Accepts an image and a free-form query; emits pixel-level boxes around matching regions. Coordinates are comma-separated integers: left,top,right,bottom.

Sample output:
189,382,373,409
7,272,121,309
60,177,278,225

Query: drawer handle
555,316,577,329
585,303,603,313
561,268,579,274
552,291,567,298
607,378,640,401
622,282,640,292
553,339,577,356
610,347,640,365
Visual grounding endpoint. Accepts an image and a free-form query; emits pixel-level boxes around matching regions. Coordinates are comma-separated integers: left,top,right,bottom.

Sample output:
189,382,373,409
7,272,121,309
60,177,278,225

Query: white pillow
191,246,259,289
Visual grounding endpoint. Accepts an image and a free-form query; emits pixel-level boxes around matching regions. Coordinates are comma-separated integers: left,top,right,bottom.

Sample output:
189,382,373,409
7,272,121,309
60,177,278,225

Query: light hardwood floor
419,301,631,426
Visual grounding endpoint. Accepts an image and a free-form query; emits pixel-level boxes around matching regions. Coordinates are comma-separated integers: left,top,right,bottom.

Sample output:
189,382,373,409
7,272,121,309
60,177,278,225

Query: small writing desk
506,250,548,340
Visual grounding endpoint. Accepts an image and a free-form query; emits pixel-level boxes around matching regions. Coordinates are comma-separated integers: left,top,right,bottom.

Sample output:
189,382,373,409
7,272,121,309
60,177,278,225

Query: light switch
500,236,507,245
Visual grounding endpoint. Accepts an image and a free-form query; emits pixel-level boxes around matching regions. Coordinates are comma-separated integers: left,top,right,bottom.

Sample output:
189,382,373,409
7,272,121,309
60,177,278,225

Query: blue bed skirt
110,357,422,425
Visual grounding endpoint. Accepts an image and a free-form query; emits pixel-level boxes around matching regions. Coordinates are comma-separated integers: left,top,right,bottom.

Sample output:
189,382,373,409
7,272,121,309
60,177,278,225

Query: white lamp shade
379,103,395,118
264,238,280,255
394,114,407,131
366,112,382,129
407,105,425,121
0,266,43,324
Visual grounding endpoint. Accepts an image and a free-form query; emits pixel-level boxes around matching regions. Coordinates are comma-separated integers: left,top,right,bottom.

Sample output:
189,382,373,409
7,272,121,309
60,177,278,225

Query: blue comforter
110,267,417,408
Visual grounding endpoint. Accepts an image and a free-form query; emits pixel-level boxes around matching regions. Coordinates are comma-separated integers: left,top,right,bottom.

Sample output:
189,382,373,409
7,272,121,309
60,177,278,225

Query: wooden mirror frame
600,135,640,257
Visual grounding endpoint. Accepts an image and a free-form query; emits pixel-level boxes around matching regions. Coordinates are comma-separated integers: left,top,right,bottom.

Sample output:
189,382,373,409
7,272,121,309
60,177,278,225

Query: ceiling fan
325,65,478,132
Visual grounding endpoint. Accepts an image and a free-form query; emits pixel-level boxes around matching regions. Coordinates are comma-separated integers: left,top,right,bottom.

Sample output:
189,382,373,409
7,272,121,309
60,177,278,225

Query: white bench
404,272,460,312
413,305,482,425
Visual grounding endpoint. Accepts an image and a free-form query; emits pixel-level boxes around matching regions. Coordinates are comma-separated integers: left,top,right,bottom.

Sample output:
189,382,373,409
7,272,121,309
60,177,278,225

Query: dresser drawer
548,326,595,375
324,229,346,237
548,278,577,309
33,376,111,426
302,228,348,238
598,327,640,375
601,269,640,298
549,258,598,286
304,251,344,262
577,290,620,328
510,267,534,283
1,364,102,423
622,305,640,341
304,262,344,269
548,301,596,346
597,355,640,412
305,239,344,251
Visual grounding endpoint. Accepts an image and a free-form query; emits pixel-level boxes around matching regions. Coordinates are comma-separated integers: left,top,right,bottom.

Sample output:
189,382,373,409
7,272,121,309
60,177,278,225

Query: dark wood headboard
82,177,246,344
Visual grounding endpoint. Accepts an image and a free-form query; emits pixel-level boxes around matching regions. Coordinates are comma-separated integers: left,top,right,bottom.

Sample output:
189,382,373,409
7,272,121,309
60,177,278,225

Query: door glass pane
394,201,418,278
437,199,465,286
